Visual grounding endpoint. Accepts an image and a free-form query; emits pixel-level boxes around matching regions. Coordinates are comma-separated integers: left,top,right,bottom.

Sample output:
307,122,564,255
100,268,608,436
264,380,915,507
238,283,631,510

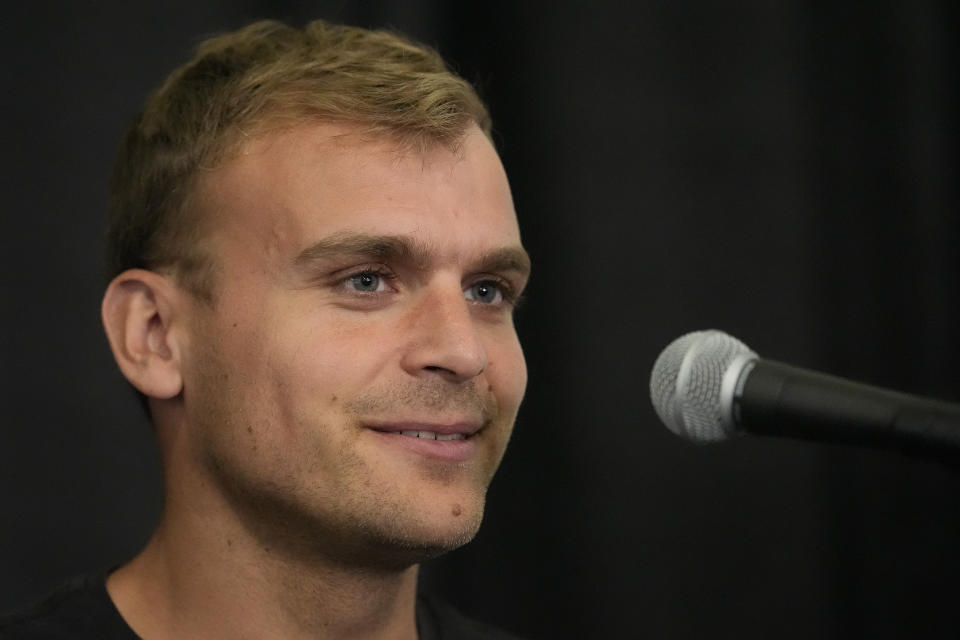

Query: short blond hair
106,19,491,297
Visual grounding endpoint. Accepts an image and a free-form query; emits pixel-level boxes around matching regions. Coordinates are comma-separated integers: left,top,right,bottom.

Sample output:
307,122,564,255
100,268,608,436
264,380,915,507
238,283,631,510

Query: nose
400,281,488,382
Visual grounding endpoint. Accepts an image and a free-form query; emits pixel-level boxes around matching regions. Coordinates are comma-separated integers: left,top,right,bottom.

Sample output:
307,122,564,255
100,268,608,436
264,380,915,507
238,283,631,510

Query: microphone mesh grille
649,330,756,442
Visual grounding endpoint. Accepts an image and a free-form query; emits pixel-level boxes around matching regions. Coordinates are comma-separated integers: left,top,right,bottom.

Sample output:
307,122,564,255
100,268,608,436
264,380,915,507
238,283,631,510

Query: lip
368,420,484,436
366,421,483,463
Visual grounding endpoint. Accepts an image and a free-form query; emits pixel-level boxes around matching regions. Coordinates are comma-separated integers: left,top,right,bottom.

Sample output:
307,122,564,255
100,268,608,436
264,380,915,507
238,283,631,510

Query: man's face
177,123,528,565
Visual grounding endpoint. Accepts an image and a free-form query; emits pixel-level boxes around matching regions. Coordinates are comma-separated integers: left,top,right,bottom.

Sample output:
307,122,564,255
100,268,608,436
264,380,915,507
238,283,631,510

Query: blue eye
465,281,503,304
348,272,383,292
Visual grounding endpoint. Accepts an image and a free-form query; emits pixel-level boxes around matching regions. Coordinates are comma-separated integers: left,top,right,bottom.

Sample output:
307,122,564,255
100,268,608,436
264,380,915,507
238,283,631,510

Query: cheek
486,330,528,410
285,321,392,389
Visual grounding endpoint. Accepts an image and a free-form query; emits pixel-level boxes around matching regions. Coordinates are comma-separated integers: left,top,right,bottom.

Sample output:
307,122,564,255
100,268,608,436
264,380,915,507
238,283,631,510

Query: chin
353,499,487,569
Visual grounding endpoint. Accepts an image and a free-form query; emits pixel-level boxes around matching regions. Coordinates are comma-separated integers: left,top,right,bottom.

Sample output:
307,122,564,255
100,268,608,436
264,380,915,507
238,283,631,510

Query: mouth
368,420,484,438
366,421,484,462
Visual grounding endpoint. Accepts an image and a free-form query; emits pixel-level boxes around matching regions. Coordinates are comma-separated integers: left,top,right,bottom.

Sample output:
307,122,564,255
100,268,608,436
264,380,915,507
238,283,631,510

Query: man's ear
102,269,185,400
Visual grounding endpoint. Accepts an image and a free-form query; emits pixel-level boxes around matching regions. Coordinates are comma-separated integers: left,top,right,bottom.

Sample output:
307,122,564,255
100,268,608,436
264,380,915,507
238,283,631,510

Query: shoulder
0,575,138,639
416,595,529,640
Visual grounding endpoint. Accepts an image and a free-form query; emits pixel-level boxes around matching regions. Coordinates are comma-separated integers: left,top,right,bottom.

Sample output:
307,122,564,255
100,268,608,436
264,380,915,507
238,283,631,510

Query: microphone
649,330,960,460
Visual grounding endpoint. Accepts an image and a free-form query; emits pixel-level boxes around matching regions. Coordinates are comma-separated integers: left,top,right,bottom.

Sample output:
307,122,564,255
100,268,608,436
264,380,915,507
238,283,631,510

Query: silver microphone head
649,330,758,442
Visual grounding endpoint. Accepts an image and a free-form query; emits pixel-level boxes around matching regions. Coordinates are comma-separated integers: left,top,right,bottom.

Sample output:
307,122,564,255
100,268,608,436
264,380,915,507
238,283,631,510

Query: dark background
2,1,958,638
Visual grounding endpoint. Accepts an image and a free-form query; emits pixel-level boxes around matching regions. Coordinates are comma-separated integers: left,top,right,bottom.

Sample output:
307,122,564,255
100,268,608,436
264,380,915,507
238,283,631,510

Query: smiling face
174,123,528,568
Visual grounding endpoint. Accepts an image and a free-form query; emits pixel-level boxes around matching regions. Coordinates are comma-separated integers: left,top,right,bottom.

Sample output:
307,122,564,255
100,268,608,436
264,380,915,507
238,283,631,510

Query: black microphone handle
734,359,960,459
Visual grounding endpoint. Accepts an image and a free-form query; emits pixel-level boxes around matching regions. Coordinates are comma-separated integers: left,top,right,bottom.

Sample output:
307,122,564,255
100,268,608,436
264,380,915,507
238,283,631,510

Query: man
2,18,529,640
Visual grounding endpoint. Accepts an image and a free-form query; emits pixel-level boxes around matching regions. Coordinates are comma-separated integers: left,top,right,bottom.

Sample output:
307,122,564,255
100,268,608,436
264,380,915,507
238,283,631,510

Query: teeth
399,430,434,439
397,431,466,441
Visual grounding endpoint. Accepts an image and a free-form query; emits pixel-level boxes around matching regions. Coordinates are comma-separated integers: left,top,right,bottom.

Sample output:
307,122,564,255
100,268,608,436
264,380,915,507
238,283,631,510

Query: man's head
101,19,528,568
106,19,491,299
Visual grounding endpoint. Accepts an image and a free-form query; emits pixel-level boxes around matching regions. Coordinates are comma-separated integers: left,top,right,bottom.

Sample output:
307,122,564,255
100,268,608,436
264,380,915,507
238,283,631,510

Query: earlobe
102,269,184,400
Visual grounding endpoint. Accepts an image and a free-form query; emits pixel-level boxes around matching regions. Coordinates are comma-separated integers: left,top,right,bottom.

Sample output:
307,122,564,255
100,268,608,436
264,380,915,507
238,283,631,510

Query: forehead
194,122,521,270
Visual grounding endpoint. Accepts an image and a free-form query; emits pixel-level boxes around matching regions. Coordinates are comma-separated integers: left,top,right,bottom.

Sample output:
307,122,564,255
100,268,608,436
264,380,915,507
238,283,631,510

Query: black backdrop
2,2,958,638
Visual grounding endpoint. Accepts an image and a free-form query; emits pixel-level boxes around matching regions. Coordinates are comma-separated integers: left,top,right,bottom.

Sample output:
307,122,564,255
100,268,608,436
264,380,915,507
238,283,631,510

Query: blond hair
106,19,491,297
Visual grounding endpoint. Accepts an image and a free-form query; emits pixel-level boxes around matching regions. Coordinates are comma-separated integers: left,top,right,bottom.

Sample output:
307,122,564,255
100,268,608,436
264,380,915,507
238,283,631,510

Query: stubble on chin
330,377,508,563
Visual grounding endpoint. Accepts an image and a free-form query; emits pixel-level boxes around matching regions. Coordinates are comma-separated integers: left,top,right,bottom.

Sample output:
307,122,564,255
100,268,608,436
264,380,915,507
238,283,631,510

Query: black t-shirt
0,575,525,640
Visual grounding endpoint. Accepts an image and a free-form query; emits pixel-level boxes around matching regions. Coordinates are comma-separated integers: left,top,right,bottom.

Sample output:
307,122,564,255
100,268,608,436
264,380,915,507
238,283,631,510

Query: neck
107,461,421,640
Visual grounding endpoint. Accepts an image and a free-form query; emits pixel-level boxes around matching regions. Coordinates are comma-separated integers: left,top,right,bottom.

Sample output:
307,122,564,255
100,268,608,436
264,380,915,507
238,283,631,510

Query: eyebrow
294,232,531,277
295,232,422,266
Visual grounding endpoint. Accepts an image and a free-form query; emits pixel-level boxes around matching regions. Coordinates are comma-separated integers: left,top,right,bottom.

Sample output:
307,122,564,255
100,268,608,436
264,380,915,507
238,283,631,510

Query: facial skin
171,122,529,569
